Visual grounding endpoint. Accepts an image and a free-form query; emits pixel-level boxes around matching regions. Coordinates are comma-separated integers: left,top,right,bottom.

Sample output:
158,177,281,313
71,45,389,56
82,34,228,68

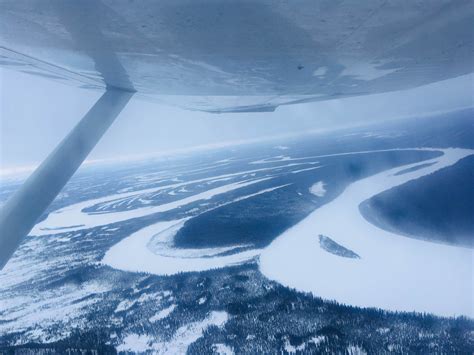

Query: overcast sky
0,68,472,174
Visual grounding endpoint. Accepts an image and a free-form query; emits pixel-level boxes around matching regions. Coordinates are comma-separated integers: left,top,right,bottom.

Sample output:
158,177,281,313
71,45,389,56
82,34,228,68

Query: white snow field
30,159,321,236
31,177,272,235
101,185,290,275
102,219,261,275
117,311,228,354
28,147,473,316
260,148,474,317
149,304,177,322
309,181,326,197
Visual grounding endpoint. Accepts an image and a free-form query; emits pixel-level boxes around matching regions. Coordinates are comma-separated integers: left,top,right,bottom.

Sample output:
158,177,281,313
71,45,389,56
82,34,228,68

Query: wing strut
0,88,134,269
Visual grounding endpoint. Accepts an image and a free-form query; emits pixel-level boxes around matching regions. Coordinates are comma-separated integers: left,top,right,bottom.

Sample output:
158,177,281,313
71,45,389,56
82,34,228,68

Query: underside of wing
1,0,473,112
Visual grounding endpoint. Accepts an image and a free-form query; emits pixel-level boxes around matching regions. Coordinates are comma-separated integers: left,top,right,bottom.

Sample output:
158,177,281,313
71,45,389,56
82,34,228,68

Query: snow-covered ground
260,148,474,317
0,279,114,341
30,159,321,236
102,219,261,275
309,181,326,197
117,311,229,354
102,184,292,275
25,147,473,316
31,177,272,235
212,343,234,355
149,304,177,322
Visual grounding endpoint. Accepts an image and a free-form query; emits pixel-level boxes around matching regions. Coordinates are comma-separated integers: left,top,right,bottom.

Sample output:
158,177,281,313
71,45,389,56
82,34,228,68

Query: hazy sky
0,68,472,173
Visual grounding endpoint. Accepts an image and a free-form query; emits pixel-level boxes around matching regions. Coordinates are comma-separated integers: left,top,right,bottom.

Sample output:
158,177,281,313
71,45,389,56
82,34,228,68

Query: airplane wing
1,0,473,113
